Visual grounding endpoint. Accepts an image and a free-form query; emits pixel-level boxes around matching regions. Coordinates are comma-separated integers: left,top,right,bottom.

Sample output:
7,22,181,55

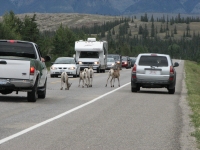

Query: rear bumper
131,78,175,89
122,64,128,67
50,70,77,76
80,65,99,70
0,79,34,92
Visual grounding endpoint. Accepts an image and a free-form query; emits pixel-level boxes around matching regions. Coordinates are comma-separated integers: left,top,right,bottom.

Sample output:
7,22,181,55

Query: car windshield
79,51,99,58
130,57,136,61
0,42,36,59
139,56,168,67
122,57,127,61
107,58,115,62
107,55,120,61
54,58,75,64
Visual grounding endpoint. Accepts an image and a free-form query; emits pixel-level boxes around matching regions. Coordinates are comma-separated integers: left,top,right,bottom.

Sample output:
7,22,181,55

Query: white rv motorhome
74,38,108,73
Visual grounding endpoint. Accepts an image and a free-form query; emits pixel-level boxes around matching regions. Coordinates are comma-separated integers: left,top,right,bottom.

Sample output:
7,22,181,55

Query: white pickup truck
0,40,51,102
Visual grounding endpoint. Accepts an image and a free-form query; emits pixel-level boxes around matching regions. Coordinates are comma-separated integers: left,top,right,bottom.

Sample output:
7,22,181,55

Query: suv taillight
169,66,174,81
30,67,35,75
132,64,137,79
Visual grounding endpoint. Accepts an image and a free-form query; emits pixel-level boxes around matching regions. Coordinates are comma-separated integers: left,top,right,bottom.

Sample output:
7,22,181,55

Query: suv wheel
131,87,137,92
168,88,175,94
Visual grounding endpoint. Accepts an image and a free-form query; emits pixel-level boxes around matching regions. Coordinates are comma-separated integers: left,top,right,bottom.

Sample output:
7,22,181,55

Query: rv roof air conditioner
87,38,96,42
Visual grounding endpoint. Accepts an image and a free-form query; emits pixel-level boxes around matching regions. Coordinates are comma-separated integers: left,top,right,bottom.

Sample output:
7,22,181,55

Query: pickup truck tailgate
0,59,30,79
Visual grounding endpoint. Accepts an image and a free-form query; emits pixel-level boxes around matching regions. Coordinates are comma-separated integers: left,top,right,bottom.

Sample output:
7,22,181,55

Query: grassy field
1,13,200,40
185,60,200,148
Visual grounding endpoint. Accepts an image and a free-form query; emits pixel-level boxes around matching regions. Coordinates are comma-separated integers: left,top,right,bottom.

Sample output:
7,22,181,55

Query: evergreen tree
160,24,163,33
151,22,155,37
52,25,76,57
138,25,143,34
174,25,177,34
2,11,22,39
21,14,39,42
112,28,115,35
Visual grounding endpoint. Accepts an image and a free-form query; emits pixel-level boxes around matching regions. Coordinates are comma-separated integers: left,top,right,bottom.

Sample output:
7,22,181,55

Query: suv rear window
0,42,36,58
138,56,168,67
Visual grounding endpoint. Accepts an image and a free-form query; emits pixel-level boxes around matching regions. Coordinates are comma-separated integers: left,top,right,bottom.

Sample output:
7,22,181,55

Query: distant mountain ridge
1,0,200,16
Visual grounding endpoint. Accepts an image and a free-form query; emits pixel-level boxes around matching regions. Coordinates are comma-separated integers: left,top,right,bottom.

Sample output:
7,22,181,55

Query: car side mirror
173,62,179,67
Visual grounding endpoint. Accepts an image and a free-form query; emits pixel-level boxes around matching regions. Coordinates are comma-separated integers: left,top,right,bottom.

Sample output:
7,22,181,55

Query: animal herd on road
60,63,121,90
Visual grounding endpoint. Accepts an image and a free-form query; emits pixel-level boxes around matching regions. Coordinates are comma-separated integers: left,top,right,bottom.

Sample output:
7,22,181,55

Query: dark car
130,57,137,67
122,56,131,69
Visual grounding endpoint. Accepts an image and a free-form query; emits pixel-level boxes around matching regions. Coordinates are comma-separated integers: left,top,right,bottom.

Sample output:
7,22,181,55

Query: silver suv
131,53,179,94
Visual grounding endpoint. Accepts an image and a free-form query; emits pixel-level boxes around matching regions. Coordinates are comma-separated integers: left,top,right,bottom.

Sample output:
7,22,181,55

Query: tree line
0,11,200,64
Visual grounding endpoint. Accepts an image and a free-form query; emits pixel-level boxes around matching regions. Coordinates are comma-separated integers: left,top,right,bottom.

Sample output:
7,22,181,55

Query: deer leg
78,78,81,87
65,79,69,90
110,77,113,87
105,75,110,87
117,77,120,87
82,79,85,88
113,78,115,87
60,79,63,90
91,77,93,87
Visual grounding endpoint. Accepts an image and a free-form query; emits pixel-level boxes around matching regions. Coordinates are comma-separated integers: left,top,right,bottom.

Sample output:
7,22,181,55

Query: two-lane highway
0,60,196,150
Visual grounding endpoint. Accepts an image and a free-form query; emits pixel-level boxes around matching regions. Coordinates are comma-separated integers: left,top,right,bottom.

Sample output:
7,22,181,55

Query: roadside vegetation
185,60,200,148
1,11,200,147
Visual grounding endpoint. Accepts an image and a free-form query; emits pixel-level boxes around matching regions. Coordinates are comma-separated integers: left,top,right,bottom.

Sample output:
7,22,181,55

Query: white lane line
0,82,131,145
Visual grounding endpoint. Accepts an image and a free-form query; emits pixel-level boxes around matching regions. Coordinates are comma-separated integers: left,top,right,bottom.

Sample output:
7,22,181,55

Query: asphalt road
0,60,196,150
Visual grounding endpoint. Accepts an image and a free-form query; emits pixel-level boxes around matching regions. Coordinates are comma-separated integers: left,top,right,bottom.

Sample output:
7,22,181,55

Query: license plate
0,79,7,85
60,70,65,72
145,70,160,75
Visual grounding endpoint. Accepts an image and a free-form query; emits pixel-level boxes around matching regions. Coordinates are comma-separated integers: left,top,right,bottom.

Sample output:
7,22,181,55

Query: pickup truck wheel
27,78,38,102
38,80,46,99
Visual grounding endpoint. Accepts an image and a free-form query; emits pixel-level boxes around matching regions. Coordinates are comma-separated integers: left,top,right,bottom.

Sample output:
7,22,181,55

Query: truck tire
38,79,46,99
27,78,38,102
97,67,100,73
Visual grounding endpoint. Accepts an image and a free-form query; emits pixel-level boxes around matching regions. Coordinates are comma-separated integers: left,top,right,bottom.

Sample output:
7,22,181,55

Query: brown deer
105,63,120,87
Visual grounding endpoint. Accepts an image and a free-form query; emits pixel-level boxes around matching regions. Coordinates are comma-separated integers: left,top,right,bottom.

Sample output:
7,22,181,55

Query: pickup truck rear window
0,42,36,59
139,56,168,67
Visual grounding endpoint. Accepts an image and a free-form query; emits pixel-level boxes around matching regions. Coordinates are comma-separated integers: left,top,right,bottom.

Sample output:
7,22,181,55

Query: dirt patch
0,13,121,32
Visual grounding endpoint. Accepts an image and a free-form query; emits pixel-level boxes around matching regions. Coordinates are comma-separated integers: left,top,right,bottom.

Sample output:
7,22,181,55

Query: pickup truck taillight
30,67,35,75
169,66,174,81
132,64,137,79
